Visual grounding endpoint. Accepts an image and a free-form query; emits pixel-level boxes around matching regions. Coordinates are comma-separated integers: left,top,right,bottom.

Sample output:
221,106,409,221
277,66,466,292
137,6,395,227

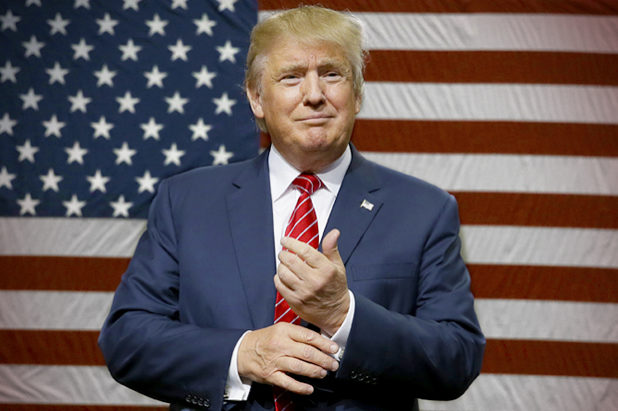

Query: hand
275,229,350,336
237,322,340,395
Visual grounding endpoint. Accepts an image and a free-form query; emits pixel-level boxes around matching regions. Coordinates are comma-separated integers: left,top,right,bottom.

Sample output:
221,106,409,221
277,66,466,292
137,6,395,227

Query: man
99,6,485,410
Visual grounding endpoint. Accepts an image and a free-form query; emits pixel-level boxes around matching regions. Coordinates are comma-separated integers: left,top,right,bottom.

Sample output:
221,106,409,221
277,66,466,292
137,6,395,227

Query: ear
354,92,362,115
246,86,265,119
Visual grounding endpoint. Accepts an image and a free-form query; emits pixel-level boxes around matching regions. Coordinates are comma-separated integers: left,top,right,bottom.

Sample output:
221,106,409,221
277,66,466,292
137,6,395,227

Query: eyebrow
274,58,350,76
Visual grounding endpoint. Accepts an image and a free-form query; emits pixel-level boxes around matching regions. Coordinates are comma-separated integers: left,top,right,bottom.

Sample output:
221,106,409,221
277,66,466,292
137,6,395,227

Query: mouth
297,115,333,125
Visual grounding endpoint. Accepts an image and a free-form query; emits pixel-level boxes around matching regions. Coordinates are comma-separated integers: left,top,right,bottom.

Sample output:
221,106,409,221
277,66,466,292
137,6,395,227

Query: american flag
1,0,617,410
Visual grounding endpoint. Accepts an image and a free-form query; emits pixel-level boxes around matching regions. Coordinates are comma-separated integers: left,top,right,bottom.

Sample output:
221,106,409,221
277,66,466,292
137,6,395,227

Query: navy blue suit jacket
99,146,485,410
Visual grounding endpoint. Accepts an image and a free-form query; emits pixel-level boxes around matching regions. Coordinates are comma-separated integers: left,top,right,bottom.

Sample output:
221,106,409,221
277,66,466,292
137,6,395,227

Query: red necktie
273,173,323,411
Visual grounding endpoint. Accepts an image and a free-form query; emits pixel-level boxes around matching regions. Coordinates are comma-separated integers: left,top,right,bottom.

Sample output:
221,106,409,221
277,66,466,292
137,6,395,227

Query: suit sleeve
98,179,246,410
337,194,485,400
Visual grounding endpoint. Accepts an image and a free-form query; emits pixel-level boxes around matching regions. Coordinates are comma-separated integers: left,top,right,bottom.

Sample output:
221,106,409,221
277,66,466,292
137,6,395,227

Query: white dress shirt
224,145,356,401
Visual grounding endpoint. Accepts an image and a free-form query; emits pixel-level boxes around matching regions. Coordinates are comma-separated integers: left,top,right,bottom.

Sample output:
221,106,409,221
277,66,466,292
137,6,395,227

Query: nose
302,72,325,107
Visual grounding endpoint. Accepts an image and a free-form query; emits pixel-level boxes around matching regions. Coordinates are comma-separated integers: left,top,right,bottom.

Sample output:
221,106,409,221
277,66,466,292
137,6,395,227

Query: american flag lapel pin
360,199,374,211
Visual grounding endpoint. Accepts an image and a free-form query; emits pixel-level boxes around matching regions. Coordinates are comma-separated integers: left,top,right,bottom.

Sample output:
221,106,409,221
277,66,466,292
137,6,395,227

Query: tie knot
292,173,323,195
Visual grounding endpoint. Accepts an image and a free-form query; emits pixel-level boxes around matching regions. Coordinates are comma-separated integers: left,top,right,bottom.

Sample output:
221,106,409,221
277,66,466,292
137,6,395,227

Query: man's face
247,37,361,172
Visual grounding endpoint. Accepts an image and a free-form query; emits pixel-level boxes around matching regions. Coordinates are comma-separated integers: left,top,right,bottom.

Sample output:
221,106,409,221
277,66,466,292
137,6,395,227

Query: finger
281,236,324,267
321,229,342,264
280,356,329,379
271,371,314,395
289,324,339,356
288,340,340,372
275,259,301,290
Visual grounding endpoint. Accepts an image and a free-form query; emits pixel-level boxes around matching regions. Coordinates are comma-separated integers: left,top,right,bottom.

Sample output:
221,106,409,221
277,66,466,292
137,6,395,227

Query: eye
323,71,343,81
279,74,301,85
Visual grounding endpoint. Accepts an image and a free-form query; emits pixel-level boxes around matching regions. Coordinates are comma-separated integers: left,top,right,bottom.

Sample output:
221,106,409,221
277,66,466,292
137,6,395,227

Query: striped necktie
273,173,323,411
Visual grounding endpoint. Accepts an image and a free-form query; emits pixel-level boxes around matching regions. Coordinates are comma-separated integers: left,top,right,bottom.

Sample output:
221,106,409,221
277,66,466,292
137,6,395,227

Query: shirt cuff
323,289,355,361
224,331,252,402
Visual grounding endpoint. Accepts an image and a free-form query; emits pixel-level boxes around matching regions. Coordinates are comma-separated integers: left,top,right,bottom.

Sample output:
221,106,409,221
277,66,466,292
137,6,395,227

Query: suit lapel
226,152,277,329
322,147,383,264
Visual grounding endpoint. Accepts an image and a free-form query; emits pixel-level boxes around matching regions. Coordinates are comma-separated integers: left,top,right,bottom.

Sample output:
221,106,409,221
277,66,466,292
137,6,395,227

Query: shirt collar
268,144,352,202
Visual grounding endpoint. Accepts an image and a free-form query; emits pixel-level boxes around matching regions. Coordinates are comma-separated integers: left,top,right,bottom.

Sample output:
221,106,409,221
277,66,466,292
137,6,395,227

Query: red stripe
259,0,618,14
469,265,618,303
483,339,618,377
350,120,618,157
365,51,618,85
454,193,618,228
2,330,616,378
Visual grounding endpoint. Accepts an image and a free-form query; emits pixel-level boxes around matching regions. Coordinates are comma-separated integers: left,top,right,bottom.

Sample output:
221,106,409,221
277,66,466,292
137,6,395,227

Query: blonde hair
245,6,367,132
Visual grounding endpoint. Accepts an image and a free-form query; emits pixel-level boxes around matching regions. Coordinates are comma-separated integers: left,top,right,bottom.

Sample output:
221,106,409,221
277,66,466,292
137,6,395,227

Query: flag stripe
2,330,616,379
365,51,618,85
361,83,618,124
453,193,618,228
351,120,618,156
1,259,616,303
259,0,618,14
2,292,616,342
469,265,618,302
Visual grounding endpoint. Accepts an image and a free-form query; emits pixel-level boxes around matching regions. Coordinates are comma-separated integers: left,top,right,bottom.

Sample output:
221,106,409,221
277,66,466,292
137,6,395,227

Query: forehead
264,38,351,72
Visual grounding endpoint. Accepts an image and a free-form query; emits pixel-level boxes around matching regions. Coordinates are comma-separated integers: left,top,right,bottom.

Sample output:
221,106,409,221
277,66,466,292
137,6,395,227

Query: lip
297,115,333,124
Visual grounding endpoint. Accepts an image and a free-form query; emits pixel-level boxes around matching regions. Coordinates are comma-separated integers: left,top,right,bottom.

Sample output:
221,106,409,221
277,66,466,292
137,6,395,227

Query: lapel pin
360,199,374,211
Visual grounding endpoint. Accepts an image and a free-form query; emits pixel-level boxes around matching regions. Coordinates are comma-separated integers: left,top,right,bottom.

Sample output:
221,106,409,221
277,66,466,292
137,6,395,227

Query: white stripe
286,205,315,238
259,11,618,53
2,291,617,342
362,153,618,195
0,365,164,405
476,299,618,342
284,195,312,236
0,217,145,257
419,374,618,411
360,83,618,124
293,217,318,242
274,305,293,324
461,226,618,268
2,220,616,266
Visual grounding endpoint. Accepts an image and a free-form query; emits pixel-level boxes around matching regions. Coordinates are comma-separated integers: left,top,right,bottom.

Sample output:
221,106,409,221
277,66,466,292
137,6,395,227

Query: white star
90,116,113,139
94,64,116,87
23,35,45,58
26,0,42,6
86,169,110,193
0,166,16,189
71,38,94,60
123,0,142,11
217,0,238,12
116,91,140,113
65,141,88,164
168,39,191,61
146,13,168,36
96,13,118,35
193,66,216,88
110,195,132,217
63,194,86,217
171,0,188,9
189,118,212,141
194,13,216,36
46,62,69,85
216,40,240,63
136,170,159,193
42,114,65,138
119,39,142,61
68,89,91,113
0,61,20,83
0,113,17,135
210,144,233,165
16,139,39,163
19,88,43,111
162,143,185,166
144,65,167,88
47,12,70,35
213,92,236,116
18,193,40,216
40,168,63,192
74,0,90,9
1,10,21,31
114,142,137,165
165,91,189,114
140,117,163,140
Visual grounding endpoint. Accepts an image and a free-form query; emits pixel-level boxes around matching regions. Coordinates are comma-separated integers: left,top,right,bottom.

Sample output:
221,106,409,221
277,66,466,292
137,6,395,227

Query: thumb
322,229,342,262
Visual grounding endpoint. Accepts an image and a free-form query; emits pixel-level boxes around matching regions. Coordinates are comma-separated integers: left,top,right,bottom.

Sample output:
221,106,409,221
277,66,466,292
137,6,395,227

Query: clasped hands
238,229,350,395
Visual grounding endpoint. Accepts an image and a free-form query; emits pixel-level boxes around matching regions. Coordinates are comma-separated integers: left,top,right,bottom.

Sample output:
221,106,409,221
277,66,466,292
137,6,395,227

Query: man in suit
99,6,485,410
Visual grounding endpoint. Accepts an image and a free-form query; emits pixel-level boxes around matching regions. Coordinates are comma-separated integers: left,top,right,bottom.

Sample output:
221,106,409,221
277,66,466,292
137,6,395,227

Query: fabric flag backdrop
0,0,617,410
